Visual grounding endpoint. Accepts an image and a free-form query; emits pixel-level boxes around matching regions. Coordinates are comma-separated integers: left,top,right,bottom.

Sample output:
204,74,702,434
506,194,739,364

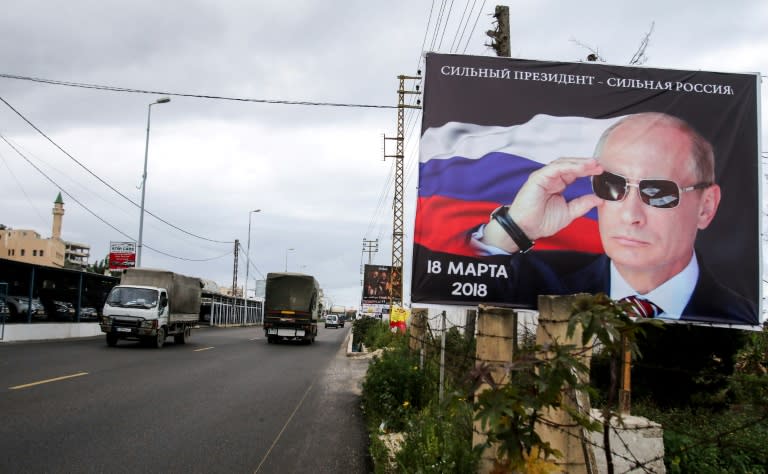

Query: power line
453,0,479,53
449,0,472,53
463,0,487,54
0,95,233,245
0,73,398,110
0,132,233,262
429,0,448,52
436,0,456,51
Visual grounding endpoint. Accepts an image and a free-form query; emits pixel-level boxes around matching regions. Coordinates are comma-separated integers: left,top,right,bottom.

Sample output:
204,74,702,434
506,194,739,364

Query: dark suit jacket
496,251,757,326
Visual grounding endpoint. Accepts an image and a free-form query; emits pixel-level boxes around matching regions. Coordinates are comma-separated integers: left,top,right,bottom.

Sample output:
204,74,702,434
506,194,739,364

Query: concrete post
536,294,596,474
408,308,428,353
473,304,517,473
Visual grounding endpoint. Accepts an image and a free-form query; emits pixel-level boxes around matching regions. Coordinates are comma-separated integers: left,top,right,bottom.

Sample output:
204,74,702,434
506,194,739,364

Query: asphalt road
0,324,372,473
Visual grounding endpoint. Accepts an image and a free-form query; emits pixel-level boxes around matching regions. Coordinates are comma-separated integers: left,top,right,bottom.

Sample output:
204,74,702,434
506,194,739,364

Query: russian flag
415,114,625,257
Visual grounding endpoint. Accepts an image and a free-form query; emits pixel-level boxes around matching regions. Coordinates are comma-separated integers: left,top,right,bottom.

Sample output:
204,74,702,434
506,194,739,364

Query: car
5,295,45,321
79,306,99,321
0,299,8,320
48,300,77,321
325,314,340,329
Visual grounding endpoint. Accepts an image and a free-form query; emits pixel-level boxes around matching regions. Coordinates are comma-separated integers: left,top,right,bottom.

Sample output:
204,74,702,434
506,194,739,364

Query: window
33,250,37,256
20,249,25,256
40,250,44,257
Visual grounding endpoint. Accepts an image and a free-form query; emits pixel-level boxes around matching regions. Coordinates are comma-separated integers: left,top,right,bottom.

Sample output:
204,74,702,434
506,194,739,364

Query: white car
325,314,340,329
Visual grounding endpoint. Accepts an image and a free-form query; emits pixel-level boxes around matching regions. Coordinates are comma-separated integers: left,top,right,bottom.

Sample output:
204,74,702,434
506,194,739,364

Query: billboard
411,53,761,328
362,264,393,305
108,241,136,271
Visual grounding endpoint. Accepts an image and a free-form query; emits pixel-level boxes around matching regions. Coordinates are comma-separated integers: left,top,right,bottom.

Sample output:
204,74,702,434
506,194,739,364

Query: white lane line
253,381,315,473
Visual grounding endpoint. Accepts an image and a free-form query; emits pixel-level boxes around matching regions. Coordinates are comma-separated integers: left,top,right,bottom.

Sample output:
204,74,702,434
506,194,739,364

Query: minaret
52,192,65,240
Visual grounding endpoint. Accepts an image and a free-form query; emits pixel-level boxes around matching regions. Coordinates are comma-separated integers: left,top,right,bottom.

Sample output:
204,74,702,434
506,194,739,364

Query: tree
86,255,109,275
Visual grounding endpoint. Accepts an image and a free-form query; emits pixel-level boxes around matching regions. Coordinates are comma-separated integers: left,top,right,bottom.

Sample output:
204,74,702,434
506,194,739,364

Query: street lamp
285,248,294,272
137,96,171,267
244,209,261,299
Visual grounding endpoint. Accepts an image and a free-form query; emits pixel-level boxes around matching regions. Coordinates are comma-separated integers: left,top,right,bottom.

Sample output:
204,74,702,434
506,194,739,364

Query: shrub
634,402,768,474
361,339,430,432
353,317,381,348
395,397,481,473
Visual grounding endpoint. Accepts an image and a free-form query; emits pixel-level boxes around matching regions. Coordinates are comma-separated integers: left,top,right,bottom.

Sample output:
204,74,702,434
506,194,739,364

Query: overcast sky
1,1,766,309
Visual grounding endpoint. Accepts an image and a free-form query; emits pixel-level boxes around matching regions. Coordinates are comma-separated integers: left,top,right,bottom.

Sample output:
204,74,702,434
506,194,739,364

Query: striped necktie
621,295,662,318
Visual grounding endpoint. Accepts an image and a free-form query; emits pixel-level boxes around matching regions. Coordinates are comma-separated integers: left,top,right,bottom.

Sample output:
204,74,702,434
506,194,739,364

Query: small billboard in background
390,306,408,333
362,265,393,305
108,241,136,271
254,280,266,299
412,53,761,328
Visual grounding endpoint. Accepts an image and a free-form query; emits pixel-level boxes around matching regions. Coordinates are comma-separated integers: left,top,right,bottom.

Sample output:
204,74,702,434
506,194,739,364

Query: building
0,193,91,270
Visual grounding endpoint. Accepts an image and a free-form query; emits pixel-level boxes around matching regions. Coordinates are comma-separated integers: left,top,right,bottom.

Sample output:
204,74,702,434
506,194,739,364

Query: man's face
596,119,720,287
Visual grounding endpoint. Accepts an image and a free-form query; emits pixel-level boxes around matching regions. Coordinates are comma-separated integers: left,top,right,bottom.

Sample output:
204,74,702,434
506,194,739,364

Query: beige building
0,193,90,270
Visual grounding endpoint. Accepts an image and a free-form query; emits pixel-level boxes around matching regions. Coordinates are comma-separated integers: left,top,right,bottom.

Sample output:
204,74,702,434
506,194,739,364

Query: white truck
100,268,202,348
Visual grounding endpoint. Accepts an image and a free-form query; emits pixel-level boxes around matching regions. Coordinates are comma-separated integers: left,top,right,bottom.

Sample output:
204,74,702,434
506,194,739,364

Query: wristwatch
491,205,535,253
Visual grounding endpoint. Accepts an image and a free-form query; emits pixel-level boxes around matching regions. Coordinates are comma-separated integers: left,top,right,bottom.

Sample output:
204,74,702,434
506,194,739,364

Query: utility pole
362,238,378,264
232,239,239,297
486,5,510,57
361,238,379,285
384,74,421,308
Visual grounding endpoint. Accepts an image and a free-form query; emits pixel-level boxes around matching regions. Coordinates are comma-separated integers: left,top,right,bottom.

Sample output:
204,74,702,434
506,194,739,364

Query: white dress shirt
610,253,699,320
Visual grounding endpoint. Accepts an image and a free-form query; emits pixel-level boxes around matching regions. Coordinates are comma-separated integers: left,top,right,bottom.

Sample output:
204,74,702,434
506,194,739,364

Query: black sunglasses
591,171,712,209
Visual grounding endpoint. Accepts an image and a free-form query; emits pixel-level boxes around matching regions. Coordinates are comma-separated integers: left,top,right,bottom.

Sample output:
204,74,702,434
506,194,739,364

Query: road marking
248,337,260,341
254,381,315,473
9,372,89,390
194,346,215,352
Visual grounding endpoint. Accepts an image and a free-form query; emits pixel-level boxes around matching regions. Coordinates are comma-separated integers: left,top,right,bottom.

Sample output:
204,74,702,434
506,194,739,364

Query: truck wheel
106,334,118,347
154,327,166,348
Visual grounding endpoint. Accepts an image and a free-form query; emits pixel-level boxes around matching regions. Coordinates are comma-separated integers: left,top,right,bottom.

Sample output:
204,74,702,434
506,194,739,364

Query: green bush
634,402,768,473
352,317,403,351
395,396,480,473
364,320,397,350
362,339,430,432
353,317,380,348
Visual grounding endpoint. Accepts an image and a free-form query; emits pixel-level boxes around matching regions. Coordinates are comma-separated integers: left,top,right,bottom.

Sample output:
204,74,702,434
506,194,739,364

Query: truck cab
101,285,171,347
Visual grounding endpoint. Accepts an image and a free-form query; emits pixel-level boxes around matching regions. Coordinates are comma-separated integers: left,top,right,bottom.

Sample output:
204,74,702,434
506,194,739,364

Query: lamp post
137,96,171,267
244,209,261,300
285,248,294,272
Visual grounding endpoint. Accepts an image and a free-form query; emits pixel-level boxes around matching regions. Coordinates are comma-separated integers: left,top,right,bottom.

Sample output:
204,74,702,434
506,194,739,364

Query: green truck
263,272,320,344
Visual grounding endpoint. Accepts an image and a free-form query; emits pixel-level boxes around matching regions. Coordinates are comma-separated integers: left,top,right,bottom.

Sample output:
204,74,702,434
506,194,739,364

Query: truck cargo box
119,268,202,322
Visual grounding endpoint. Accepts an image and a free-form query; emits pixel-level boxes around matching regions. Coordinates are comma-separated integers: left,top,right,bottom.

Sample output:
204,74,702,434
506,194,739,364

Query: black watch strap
491,206,535,253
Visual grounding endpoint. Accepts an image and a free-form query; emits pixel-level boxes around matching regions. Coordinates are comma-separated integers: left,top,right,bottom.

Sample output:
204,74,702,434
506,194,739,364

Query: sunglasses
591,171,712,209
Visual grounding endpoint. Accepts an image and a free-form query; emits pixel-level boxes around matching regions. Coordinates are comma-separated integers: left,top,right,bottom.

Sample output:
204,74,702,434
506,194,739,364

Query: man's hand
481,158,604,252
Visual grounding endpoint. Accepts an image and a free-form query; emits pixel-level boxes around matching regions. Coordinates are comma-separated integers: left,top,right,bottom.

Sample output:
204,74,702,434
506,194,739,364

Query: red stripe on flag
414,195,603,257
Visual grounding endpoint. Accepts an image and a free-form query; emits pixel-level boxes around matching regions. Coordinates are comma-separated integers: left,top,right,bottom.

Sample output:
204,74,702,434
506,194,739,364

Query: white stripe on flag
420,114,625,165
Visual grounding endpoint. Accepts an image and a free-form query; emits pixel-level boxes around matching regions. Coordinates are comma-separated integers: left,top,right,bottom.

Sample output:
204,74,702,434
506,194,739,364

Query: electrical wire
436,0,456,51
0,95,233,245
453,0,479,53
0,132,233,262
0,73,398,110
463,0,487,54
429,0,448,52
0,147,49,227
448,0,471,53
237,241,265,280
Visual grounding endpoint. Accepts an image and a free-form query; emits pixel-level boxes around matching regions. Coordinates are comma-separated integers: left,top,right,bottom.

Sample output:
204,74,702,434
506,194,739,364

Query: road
0,324,372,473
